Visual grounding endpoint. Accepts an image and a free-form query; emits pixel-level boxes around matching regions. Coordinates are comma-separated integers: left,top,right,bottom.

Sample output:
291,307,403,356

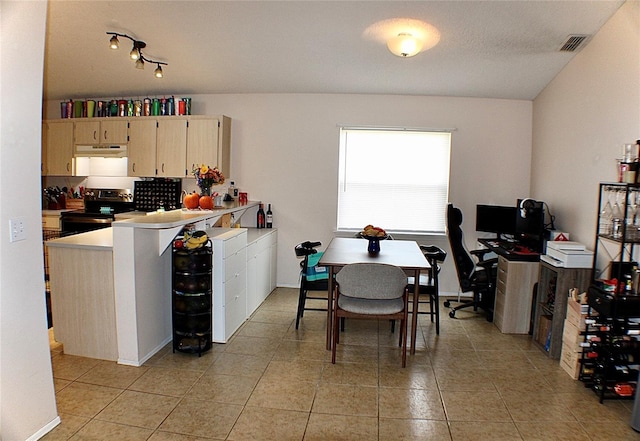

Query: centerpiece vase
199,186,212,196
367,238,381,255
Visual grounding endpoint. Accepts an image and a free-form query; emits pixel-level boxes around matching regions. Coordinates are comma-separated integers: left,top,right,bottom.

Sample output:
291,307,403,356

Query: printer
542,241,594,268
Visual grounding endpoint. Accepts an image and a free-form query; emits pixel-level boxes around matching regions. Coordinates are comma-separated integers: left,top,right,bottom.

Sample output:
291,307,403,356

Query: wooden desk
318,237,430,354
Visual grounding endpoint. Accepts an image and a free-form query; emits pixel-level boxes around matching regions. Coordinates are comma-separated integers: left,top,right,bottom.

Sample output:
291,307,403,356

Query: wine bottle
257,204,266,229
266,204,273,228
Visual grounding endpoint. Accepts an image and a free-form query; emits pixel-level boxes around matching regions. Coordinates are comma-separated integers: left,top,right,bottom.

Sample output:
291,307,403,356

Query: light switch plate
9,217,26,242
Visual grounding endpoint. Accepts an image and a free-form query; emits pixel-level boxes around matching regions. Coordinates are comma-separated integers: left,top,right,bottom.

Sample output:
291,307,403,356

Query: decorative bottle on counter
228,181,236,199
257,204,266,229
266,204,273,228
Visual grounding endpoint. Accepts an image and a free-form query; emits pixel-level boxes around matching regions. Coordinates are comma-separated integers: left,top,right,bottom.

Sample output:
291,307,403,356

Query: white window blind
337,128,451,235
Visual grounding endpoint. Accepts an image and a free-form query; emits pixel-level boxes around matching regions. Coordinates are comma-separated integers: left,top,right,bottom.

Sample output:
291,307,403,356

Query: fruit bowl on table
359,233,389,241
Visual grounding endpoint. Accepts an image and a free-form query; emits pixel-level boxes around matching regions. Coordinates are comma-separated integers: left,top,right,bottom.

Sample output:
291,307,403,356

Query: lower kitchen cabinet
210,228,248,343
247,229,278,316
208,227,278,343
47,233,118,361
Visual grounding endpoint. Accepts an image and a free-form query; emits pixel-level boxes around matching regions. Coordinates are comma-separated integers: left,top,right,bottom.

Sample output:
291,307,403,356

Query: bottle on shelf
266,204,273,228
228,181,236,199
257,204,266,229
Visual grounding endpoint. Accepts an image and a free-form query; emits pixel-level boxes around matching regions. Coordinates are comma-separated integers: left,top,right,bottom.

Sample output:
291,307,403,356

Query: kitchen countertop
112,201,260,229
42,209,77,216
45,227,113,250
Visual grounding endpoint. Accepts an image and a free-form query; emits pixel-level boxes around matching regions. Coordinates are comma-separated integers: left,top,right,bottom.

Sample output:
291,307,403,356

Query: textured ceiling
43,0,625,101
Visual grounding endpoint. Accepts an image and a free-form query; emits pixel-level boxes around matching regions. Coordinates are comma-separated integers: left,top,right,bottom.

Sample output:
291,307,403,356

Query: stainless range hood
75,144,127,157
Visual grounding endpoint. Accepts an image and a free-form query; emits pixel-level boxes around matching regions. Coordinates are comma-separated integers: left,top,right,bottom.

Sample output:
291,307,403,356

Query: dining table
318,237,430,354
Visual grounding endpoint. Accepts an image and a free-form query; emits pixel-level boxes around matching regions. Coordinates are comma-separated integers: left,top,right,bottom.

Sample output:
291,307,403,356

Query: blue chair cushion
305,251,329,281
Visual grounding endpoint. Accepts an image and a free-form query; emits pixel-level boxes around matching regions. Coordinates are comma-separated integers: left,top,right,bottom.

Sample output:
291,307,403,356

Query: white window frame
336,127,452,235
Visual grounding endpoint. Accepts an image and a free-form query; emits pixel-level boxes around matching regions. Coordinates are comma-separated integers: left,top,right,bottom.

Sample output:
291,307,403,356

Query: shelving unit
172,237,212,356
532,261,590,359
579,182,640,402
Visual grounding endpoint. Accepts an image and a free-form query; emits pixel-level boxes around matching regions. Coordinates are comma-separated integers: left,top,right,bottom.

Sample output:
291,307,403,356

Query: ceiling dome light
387,33,423,57
364,18,441,58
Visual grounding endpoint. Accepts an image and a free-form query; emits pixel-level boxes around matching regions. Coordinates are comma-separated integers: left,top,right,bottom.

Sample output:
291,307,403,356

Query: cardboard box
536,314,552,348
566,296,589,316
565,297,590,330
562,319,584,349
560,343,581,380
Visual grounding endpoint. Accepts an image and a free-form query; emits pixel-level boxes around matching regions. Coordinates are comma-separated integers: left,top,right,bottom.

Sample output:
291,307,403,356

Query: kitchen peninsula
46,201,275,366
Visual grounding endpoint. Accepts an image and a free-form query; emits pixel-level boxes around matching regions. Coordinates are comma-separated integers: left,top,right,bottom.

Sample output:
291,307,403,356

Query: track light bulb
135,58,145,69
130,47,140,60
154,64,163,78
109,35,119,49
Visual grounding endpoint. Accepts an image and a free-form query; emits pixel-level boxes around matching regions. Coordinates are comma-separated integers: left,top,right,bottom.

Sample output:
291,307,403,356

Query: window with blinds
337,127,451,235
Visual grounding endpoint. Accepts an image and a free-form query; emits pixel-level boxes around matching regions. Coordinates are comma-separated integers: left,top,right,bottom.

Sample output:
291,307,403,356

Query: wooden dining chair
331,263,409,367
407,245,447,335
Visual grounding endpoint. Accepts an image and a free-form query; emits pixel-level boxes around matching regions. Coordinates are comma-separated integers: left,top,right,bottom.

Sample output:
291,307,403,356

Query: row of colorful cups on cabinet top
60,97,192,119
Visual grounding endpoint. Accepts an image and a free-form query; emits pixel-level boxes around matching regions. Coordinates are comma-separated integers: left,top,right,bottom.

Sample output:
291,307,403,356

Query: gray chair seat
337,296,404,315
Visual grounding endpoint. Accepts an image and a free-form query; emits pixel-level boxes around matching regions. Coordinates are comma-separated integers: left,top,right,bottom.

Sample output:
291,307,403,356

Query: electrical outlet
9,218,26,242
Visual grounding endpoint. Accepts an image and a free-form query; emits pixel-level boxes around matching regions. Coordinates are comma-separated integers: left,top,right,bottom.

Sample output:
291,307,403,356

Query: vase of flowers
193,164,224,195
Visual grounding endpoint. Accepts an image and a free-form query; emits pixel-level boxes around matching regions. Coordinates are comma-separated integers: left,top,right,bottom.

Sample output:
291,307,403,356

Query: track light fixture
106,32,167,78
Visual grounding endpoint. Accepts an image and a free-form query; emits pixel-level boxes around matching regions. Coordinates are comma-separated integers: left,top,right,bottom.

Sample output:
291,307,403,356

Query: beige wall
1,1,59,439
532,0,640,273
47,95,532,293
198,94,533,293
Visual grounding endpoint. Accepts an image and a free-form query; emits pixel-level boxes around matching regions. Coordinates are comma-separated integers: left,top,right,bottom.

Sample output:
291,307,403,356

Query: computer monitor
475,205,517,239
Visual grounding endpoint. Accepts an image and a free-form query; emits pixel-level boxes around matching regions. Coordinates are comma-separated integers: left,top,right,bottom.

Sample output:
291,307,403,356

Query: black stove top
63,188,135,217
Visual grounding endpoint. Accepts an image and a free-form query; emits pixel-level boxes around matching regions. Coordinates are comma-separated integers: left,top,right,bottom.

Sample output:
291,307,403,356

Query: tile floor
42,288,640,440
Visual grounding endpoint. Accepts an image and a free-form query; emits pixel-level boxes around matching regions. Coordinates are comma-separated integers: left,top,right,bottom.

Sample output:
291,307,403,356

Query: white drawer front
224,249,247,281
223,231,247,256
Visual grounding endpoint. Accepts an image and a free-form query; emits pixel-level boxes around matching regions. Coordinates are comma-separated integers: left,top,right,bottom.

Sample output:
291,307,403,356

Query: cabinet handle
103,130,107,141
93,130,97,140
132,163,136,173
161,163,165,173
66,162,70,172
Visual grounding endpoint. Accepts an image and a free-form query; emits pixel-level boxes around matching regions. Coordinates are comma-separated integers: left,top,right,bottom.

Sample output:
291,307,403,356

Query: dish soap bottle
266,204,273,228
257,204,266,229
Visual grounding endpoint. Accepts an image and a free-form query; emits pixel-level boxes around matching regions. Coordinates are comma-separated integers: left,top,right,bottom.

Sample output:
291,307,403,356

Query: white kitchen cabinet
43,121,74,176
74,119,128,145
127,119,157,177
247,229,278,317
210,228,248,342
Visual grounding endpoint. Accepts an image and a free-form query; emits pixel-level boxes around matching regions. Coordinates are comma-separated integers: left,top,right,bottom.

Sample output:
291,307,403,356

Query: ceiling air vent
559,34,589,52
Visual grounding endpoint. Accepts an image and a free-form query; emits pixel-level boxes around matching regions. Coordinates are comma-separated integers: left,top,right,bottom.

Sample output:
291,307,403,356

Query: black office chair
294,241,329,329
407,245,447,335
444,204,498,321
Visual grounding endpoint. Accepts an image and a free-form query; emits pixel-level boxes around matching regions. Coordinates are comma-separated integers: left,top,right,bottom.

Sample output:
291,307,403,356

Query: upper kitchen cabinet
43,121,74,176
157,119,187,177
186,116,231,178
128,119,157,177
74,119,128,145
